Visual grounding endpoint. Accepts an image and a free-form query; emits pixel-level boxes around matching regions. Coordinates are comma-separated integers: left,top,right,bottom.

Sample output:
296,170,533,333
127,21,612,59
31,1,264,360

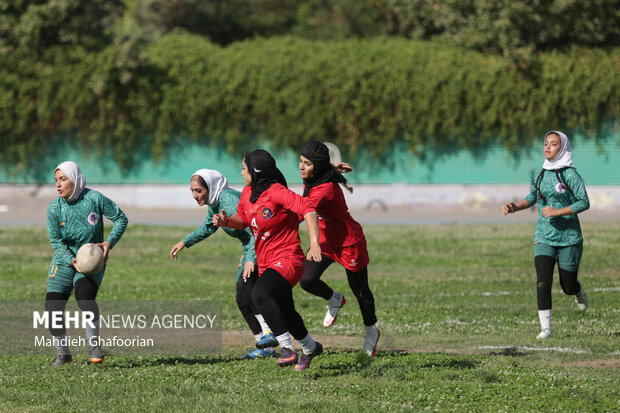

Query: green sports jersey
524,167,589,247
47,188,128,266
182,188,257,264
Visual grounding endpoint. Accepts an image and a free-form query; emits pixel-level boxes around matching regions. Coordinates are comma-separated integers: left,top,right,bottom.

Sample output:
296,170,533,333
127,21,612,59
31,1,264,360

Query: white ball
75,243,105,276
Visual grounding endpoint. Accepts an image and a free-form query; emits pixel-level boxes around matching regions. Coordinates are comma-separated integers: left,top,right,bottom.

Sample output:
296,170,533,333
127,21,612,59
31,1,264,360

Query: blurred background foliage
1,0,619,172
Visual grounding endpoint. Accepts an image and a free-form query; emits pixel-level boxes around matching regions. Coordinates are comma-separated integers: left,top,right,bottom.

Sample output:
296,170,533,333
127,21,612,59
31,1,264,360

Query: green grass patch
1,222,619,411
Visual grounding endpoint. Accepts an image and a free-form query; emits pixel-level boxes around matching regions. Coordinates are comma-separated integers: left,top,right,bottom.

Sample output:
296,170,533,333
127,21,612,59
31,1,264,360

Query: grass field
1,221,619,412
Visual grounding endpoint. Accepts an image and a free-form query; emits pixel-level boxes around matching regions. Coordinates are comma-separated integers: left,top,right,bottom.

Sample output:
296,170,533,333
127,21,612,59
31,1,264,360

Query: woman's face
299,155,315,180
544,133,562,161
241,160,252,186
54,169,74,199
190,179,209,206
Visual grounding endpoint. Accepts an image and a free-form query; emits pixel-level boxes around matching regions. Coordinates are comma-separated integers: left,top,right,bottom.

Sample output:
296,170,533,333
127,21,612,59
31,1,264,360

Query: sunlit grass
0,222,618,411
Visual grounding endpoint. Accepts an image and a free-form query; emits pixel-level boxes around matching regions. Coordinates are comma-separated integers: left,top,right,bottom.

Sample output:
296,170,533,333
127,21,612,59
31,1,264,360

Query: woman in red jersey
298,141,379,357
213,149,324,371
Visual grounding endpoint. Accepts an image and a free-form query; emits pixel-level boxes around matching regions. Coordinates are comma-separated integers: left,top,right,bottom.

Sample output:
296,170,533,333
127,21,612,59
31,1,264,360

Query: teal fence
2,132,618,185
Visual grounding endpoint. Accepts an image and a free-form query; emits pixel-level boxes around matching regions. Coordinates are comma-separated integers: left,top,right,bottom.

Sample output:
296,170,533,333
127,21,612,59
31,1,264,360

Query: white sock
255,314,271,336
538,309,551,331
276,332,294,351
254,333,263,343
298,333,317,355
52,334,70,356
364,323,377,336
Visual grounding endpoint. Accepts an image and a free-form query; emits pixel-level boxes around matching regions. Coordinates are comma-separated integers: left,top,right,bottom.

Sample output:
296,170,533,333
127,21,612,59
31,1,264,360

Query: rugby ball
76,243,104,276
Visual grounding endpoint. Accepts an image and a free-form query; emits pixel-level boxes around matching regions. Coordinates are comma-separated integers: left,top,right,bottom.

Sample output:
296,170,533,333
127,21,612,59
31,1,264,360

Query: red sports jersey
304,182,365,249
237,183,316,286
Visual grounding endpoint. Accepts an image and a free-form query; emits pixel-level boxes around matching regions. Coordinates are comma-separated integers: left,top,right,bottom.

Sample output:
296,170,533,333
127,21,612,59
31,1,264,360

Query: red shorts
321,238,369,272
260,256,306,287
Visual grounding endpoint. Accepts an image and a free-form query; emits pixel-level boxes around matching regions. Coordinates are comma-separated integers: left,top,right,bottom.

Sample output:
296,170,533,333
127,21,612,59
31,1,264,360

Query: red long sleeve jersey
304,182,365,250
237,184,315,281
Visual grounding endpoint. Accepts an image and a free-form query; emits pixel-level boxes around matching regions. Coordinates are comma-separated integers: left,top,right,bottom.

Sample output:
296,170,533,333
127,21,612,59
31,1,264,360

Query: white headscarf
55,161,86,202
192,169,229,207
542,130,573,170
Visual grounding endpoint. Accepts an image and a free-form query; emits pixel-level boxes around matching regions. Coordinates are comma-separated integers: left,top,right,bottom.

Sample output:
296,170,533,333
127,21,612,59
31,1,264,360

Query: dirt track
1,204,618,227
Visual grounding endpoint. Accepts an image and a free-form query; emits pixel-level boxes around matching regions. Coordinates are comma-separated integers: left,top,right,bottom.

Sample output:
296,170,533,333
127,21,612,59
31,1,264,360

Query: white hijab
542,130,573,170
55,161,86,202
192,169,229,207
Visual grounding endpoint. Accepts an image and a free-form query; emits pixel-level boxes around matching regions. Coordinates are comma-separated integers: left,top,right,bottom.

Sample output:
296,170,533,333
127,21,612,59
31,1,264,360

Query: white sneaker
323,292,346,328
363,327,380,357
536,328,552,339
575,288,589,311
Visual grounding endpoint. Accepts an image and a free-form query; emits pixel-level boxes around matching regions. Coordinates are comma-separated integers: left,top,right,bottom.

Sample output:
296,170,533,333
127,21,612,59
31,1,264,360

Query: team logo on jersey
60,221,65,228
555,183,566,194
350,259,358,267
87,212,99,225
49,265,58,279
275,262,283,268
262,208,273,219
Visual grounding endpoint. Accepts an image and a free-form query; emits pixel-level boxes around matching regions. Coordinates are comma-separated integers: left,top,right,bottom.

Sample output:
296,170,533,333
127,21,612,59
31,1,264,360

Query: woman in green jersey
169,169,279,358
503,131,590,339
46,161,128,366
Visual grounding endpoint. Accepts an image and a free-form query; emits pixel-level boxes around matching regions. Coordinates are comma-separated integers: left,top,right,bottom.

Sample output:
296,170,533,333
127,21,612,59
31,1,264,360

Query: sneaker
51,354,72,367
363,327,380,357
243,348,277,359
256,332,278,349
575,288,589,311
294,342,323,371
277,347,298,367
536,328,552,339
89,345,104,364
323,292,346,328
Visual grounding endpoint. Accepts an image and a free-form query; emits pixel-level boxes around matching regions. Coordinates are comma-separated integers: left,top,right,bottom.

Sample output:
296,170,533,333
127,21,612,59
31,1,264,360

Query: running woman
213,149,324,371
503,131,590,339
169,169,279,358
298,141,380,357
46,161,128,366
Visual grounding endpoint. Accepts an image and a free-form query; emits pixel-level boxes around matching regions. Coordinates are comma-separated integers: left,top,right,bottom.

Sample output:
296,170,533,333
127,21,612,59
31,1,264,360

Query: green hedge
1,35,618,171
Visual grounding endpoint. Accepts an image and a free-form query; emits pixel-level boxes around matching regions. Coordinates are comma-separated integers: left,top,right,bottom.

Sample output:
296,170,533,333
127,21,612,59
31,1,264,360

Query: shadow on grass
488,347,529,357
104,355,230,368
303,350,481,379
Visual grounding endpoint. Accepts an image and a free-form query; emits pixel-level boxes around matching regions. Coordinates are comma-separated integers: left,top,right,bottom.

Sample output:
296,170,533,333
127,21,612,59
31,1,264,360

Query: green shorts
46,264,105,294
534,243,583,272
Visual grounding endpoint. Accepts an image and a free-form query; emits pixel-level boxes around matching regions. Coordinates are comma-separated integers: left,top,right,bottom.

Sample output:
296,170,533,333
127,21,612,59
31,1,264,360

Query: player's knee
251,288,266,308
236,288,251,310
299,276,314,292
558,268,580,295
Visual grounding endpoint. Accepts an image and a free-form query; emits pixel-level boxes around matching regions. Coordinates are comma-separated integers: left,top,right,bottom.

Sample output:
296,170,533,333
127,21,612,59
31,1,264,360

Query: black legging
235,267,262,336
251,269,308,340
45,277,100,336
535,255,581,310
300,255,377,326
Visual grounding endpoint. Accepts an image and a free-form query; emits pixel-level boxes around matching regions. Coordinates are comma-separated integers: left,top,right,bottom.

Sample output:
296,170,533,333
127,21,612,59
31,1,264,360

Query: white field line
478,345,590,354
394,286,620,298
